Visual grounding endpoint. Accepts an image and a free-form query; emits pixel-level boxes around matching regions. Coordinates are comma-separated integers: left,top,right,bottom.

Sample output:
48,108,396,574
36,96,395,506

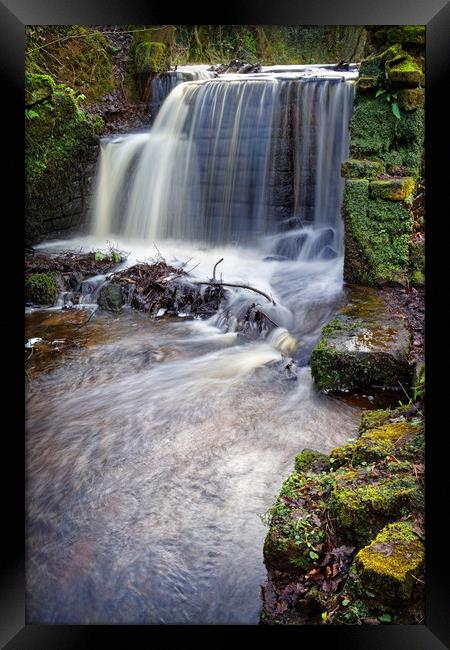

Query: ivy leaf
379,613,392,623
375,88,386,97
309,551,319,560
342,599,350,606
321,611,328,621
391,102,401,120
26,109,40,119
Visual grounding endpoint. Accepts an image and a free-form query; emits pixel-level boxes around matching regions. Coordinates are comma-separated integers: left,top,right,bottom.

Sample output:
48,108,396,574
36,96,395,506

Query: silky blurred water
27,67,360,624
26,303,361,624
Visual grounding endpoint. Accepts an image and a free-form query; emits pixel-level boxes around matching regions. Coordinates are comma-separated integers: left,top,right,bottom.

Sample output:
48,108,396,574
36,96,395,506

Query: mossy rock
357,76,377,91
25,272,59,305
358,404,412,434
295,448,331,474
331,469,422,544
341,159,383,179
263,472,330,572
370,178,415,201
355,521,424,602
331,420,422,467
310,307,412,393
97,282,124,313
397,88,424,112
386,54,423,88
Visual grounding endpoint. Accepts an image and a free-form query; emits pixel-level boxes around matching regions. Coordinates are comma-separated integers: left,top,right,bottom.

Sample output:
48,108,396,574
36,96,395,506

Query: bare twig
212,258,224,281
193,280,276,305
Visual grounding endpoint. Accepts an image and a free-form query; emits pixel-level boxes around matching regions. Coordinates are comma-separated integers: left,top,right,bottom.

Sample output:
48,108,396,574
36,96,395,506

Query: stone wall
26,141,99,243
342,27,425,287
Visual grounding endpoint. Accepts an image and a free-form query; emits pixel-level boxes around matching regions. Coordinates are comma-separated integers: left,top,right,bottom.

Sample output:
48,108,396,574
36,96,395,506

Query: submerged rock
310,286,412,393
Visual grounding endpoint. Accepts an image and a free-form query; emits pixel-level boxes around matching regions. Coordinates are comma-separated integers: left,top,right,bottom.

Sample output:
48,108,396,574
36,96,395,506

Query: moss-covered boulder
355,522,424,602
330,419,422,468
310,288,412,393
370,178,415,201
261,401,425,625
25,273,59,305
97,282,124,313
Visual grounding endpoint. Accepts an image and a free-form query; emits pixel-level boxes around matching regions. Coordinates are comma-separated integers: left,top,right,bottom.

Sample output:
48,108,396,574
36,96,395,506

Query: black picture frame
2,0,449,646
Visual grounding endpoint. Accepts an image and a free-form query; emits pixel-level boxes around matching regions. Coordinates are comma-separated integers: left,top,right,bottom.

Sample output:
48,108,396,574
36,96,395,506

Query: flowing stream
26,66,363,624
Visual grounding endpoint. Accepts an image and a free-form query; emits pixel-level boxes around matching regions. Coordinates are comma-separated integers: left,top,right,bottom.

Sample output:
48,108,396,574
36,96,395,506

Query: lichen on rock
354,521,424,602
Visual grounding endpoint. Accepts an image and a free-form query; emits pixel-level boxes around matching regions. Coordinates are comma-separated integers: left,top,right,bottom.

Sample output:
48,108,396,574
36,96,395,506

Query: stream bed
26,239,363,625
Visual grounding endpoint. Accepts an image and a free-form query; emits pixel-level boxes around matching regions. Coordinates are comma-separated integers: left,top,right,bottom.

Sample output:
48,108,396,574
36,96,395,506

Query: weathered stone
97,282,124,312
341,159,383,179
355,522,424,602
370,177,415,201
357,76,377,91
310,287,412,392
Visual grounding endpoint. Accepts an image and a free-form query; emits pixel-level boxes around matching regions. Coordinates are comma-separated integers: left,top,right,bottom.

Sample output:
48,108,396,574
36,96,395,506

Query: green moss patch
295,448,331,474
331,468,422,544
341,159,383,179
263,471,332,572
26,74,102,193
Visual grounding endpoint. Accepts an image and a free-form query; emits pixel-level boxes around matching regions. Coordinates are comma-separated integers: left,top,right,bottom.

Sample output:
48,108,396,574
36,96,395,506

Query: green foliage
26,26,113,102
25,73,102,199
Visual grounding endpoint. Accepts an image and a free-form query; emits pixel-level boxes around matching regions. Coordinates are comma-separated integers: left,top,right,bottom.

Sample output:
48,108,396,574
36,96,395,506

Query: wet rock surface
310,285,413,393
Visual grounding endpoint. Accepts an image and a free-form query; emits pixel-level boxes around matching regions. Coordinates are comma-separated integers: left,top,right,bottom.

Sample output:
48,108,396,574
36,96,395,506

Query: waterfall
93,67,356,260
150,65,217,116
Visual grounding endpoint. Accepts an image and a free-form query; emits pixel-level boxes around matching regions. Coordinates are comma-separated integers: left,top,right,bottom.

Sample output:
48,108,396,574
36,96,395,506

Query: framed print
2,0,449,646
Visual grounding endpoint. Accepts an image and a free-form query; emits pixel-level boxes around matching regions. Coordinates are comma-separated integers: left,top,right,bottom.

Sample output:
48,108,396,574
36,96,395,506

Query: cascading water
27,65,361,625
150,64,217,117
95,67,356,255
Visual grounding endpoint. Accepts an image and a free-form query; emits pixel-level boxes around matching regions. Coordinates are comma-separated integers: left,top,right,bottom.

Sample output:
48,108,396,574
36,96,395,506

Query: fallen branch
193,280,276,305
